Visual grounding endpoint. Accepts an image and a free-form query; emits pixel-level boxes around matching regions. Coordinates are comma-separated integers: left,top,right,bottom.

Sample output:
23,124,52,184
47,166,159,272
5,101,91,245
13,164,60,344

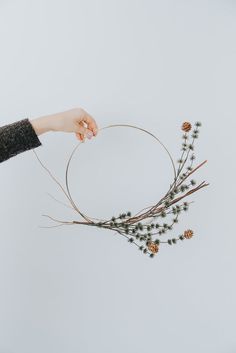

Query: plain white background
0,0,236,352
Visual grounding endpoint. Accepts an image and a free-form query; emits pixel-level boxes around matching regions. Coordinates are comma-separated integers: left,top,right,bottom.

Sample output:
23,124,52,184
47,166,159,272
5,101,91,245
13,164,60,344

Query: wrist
30,115,53,136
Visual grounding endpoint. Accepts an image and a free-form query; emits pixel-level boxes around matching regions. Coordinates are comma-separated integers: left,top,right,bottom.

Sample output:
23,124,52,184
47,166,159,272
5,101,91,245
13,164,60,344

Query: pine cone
184,229,194,239
182,122,192,132
147,241,159,253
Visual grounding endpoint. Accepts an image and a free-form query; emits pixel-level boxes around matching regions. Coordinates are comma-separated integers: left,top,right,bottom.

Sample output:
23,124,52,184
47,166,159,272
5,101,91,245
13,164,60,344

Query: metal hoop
65,124,177,223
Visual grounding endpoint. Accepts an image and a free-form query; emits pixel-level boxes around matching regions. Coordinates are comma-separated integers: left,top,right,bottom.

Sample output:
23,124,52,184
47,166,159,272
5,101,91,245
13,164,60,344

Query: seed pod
184,229,194,239
181,122,192,132
147,241,159,254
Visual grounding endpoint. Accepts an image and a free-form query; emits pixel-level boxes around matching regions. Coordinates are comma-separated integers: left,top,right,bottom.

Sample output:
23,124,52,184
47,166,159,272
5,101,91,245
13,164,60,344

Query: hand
30,107,98,142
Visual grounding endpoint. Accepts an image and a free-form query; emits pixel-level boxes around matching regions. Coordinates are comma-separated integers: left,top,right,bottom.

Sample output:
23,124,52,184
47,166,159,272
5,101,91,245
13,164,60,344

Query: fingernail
86,131,93,139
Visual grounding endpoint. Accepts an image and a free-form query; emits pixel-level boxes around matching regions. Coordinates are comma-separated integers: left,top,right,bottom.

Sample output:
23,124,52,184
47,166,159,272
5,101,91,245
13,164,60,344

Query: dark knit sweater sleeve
0,118,42,163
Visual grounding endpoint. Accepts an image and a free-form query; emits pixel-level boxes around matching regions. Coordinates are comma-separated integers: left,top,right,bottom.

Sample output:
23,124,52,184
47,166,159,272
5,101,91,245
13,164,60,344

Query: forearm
29,115,54,136
30,112,72,136
29,109,98,140
0,107,98,163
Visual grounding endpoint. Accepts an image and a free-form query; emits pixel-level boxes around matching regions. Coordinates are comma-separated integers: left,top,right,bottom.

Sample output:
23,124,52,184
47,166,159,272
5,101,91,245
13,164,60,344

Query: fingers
77,121,86,142
76,132,85,142
75,121,85,142
75,112,98,141
81,114,98,136
76,122,93,139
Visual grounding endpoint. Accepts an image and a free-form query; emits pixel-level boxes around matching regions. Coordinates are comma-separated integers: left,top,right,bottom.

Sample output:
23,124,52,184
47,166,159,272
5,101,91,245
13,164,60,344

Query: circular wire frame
65,124,177,224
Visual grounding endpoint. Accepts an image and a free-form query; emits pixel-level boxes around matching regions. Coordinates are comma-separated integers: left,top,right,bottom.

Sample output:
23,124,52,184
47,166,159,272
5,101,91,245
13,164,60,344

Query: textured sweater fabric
0,118,42,163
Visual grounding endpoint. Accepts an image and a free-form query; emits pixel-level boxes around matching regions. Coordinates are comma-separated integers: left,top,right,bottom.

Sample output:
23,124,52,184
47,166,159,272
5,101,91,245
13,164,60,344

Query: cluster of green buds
177,121,202,179
94,200,194,258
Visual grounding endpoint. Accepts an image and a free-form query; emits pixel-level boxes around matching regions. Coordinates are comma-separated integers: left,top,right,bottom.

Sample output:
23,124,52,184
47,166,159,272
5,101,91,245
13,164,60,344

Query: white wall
0,0,235,352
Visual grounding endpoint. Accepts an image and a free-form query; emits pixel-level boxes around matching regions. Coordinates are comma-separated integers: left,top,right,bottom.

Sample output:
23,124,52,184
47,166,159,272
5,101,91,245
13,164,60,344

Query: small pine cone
147,241,159,254
182,122,192,132
184,229,194,239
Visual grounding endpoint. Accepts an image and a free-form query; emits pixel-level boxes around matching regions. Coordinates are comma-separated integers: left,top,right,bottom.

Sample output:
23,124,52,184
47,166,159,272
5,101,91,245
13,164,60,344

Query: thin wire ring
65,124,177,224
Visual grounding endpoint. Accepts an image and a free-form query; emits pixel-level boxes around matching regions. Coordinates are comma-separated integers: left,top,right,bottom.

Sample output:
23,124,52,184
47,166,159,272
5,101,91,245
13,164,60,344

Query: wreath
34,121,209,258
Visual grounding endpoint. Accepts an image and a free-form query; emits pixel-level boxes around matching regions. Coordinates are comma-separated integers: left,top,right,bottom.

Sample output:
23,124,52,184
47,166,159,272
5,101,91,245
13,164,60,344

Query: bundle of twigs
33,121,209,258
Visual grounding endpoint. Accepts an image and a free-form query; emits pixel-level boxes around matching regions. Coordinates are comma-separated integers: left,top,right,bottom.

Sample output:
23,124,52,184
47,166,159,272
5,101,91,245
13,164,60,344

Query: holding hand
30,107,98,142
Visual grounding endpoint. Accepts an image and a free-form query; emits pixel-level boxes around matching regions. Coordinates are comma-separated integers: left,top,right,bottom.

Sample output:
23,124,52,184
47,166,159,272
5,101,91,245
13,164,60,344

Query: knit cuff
0,118,42,163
